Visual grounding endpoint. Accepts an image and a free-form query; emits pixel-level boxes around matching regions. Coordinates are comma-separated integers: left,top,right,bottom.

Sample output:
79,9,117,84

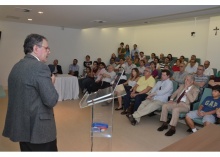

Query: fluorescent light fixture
38,11,44,14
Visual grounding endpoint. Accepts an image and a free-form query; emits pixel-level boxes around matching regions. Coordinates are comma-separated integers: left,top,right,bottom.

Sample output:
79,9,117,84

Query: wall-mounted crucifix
213,27,219,35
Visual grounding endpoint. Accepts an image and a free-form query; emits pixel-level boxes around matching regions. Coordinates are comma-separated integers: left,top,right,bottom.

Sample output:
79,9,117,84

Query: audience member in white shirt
138,60,146,76
124,58,137,75
203,60,214,79
185,59,197,74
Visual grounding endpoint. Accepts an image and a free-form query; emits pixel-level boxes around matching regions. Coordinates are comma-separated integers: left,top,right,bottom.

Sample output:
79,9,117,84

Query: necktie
176,90,185,103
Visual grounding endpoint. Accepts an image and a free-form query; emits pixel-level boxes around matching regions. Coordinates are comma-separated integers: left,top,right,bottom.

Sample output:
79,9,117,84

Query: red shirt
172,65,180,72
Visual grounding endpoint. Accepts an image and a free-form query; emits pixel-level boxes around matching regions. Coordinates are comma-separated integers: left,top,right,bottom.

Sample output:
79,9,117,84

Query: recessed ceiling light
28,18,32,21
38,11,43,14
91,20,106,23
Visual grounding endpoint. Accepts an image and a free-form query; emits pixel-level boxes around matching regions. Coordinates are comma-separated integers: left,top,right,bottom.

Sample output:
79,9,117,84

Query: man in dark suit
48,59,63,74
2,34,59,151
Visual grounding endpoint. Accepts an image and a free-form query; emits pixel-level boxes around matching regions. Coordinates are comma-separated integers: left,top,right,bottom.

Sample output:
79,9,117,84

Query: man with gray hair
194,65,209,98
171,63,188,85
121,66,155,115
157,74,199,136
203,60,214,79
3,34,59,151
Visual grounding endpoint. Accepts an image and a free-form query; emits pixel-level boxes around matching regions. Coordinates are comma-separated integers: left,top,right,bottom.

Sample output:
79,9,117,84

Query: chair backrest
171,80,178,93
184,58,189,62
196,58,201,65
193,88,212,110
217,71,220,77
212,68,217,77
146,55,150,60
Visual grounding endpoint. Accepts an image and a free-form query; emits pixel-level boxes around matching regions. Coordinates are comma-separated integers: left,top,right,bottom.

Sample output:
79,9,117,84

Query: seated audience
179,55,187,64
185,59,197,74
203,60,214,79
115,59,126,73
127,70,173,126
115,68,140,110
91,61,99,76
133,52,140,66
88,64,115,93
217,107,220,118
93,62,106,83
83,55,92,68
48,59,63,74
154,57,161,69
139,51,146,60
138,60,146,76
157,74,199,136
97,58,102,65
148,53,156,62
110,53,120,65
160,57,170,70
144,57,150,67
83,55,92,76
110,58,117,68
193,65,209,97
171,63,188,85
159,53,165,63
124,58,137,75
69,59,79,77
172,59,181,72
150,61,158,78
185,85,220,133
118,42,126,60
167,54,173,64
158,64,173,79
208,78,220,88
121,66,155,115
187,55,199,67
79,67,95,93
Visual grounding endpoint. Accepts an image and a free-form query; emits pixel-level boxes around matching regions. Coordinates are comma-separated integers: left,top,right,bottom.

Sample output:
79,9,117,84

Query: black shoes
157,124,168,131
115,107,123,111
128,115,137,126
186,128,193,133
121,111,128,115
165,128,176,136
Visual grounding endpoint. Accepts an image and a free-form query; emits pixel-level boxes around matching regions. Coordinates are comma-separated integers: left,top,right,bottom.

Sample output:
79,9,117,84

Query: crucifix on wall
213,27,219,35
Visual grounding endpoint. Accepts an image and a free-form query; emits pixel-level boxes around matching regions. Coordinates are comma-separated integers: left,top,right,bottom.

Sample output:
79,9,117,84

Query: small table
160,124,220,151
54,74,79,101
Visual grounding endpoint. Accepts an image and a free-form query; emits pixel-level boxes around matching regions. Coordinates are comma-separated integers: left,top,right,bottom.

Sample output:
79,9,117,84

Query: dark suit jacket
3,54,59,144
48,64,63,74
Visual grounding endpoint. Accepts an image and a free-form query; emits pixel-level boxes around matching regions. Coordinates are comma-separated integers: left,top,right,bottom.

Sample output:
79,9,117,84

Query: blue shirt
201,96,220,115
150,79,173,102
69,64,79,72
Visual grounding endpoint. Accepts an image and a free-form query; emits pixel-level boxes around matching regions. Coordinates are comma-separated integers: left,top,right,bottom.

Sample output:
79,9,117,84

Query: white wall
133,19,209,62
0,21,134,88
0,17,218,89
206,16,220,70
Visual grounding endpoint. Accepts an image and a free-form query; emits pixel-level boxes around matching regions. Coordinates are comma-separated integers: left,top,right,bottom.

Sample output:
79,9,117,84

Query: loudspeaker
0,31,1,39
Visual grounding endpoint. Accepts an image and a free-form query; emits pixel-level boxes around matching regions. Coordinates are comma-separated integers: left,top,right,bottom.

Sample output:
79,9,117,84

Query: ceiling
1,5,220,29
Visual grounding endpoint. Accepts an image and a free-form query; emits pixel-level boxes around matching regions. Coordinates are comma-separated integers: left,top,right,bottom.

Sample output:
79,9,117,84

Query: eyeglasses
37,45,50,51
197,69,203,70
144,70,150,72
